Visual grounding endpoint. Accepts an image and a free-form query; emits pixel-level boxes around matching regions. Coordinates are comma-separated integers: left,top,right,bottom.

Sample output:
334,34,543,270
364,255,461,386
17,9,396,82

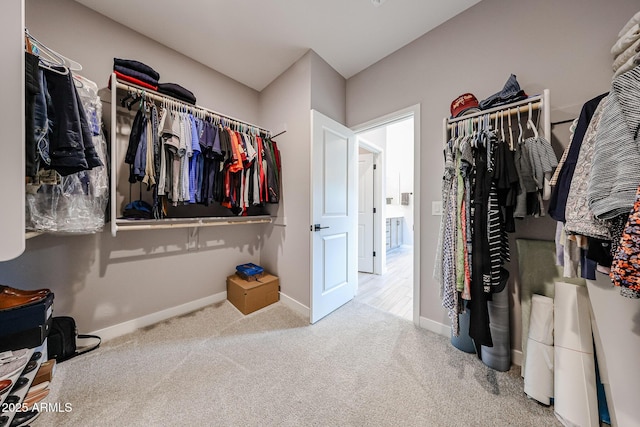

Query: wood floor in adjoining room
356,245,413,321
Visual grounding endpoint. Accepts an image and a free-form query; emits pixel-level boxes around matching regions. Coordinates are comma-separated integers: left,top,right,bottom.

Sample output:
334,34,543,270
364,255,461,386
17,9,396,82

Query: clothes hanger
126,90,144,111
480,116,487,148
31,43,69,76
500,110,505,143
464,119,469,147
121,90,135,108
527,102,539,139
517,108,523,146
25,29,80,72
508,108,514,150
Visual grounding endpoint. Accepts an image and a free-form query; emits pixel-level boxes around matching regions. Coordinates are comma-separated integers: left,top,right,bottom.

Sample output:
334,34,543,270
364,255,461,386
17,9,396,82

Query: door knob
314,224,330,231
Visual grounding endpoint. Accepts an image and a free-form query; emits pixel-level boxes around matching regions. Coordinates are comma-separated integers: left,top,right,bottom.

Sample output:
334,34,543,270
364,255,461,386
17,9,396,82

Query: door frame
357,139,384,276
351,104,421,325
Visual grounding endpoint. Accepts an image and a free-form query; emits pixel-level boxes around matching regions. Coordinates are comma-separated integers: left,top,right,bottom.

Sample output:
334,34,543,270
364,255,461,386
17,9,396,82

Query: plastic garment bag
26,74,109,233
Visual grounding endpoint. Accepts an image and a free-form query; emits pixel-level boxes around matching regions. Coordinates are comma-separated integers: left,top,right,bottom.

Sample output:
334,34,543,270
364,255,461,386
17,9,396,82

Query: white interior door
358,153,374,273
310,110,357,324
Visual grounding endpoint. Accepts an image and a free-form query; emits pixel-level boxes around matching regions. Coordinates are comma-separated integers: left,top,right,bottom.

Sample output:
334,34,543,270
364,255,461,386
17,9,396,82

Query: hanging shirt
441,143,460,336
157,108,168,196
548,93,608,222
564,96,610,240
179,114,191,203
588,69,640,220
142,106,156,189
251,135,260,205
256,136,266,203
228,130,245,173
188,115,200,203
133,116,148,181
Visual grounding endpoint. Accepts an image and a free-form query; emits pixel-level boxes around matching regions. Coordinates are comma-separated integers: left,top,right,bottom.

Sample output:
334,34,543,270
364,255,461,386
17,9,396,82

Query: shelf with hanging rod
107,73,278,236
443,89,550,144
111,76,272,135
113,216,272,232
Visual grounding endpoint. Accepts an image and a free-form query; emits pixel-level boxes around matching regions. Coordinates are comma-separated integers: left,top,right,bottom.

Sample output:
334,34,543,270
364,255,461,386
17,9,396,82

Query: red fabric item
228,129,244,173
114,71,158,91
222,168,232,209
235,131,248,165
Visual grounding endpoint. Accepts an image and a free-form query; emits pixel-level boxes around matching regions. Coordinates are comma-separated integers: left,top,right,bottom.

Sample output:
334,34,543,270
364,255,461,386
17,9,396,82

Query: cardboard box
227,273,279,315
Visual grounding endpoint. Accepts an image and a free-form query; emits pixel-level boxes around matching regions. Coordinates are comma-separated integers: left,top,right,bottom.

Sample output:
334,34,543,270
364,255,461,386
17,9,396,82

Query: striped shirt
588,67,640,219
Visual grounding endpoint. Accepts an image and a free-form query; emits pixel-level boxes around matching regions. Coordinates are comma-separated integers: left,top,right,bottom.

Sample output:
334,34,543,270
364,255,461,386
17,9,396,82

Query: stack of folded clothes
113,58,160,91
157,82,197,105
612,11,640,78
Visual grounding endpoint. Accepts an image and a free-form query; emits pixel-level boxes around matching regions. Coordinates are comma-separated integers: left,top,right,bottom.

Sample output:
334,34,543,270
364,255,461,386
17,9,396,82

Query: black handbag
47,316,101,363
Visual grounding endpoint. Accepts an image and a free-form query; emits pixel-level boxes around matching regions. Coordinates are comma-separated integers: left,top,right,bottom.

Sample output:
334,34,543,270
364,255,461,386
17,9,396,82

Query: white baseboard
90,292,227,342
419,316,450,337
418,316,524,368
511,349,523,367
279,292,309,320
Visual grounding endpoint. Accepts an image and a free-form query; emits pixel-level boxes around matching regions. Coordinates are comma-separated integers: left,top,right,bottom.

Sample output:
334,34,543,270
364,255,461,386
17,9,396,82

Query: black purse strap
70,334,102,359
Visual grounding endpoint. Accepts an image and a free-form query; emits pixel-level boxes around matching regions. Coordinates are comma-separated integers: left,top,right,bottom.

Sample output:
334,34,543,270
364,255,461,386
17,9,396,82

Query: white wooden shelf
444,89,551,147
112,215,272,233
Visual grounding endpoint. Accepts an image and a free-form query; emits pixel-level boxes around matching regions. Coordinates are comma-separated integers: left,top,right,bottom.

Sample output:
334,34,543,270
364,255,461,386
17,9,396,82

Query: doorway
353,107,420,323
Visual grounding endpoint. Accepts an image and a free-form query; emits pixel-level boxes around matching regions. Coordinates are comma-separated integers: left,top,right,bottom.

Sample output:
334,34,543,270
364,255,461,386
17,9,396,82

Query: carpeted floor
38,300,559,426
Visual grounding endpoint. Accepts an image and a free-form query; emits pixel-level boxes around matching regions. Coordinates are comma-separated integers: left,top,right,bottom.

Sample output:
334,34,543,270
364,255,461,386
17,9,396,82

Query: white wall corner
90,292,228,342
511,349,523,367
419,316,450,337
279,292,310,320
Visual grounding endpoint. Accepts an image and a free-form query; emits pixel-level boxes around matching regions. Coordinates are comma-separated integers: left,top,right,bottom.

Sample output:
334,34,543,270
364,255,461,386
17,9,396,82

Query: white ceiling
74,0,481,91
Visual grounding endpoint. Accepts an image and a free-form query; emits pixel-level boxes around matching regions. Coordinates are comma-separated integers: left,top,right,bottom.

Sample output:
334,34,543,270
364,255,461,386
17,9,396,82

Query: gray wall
25,0,259,121
258,50,346,309
259,52,312,307
310,52,346,125
346,0,639,350
0,0,265,333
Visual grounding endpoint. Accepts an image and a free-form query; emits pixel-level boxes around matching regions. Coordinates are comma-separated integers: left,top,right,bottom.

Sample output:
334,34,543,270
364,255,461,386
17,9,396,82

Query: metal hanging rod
271,130,287,139
113,75,272,136
447,94,544,128
551,118,576,126
114,215,272,232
